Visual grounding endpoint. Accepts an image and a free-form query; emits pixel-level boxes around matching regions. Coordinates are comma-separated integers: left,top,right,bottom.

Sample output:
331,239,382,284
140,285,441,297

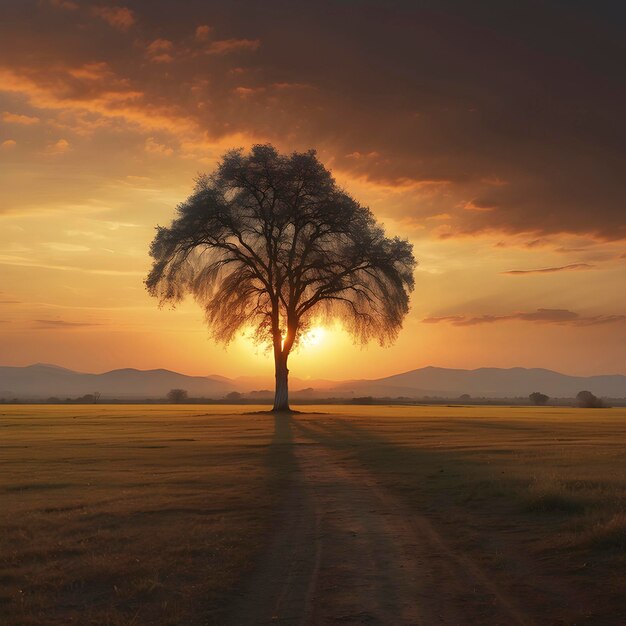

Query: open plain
1,405,625,625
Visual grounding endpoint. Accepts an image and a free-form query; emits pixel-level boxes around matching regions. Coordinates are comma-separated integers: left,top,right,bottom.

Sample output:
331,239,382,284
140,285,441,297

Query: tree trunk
273,352,290,412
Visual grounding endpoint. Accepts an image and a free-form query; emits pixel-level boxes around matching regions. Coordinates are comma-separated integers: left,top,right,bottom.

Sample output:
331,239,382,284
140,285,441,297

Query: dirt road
226,419,544,625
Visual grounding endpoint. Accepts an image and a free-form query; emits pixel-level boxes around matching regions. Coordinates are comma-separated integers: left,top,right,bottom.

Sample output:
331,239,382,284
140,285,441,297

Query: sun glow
300,325,327,348
237,324,329,359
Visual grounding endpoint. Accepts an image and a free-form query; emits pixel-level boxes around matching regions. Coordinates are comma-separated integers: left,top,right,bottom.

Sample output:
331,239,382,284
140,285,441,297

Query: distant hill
1,363,625,400
330,366,626,399
0,364,234,399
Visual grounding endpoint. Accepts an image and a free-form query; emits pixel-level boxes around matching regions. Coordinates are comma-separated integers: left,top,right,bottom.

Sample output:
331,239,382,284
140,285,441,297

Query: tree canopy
576,390,604,409
146,145,416,410
167,388,188,403
529,392,549,406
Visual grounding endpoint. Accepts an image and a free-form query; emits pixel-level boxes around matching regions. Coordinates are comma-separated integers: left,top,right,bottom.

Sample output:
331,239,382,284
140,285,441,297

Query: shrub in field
529,391,549,405
576,390,604,408
167,388,188,403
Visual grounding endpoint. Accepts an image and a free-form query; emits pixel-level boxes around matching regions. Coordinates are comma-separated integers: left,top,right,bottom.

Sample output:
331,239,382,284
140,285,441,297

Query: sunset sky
1,0,625,380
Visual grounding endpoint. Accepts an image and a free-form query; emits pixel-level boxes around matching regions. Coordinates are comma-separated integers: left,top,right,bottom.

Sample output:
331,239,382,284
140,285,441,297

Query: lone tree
167,388,188,403
529,391,549,406
146,145,416,411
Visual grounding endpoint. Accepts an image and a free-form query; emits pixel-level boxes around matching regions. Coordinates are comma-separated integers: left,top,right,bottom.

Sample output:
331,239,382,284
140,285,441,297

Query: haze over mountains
2,364,626,400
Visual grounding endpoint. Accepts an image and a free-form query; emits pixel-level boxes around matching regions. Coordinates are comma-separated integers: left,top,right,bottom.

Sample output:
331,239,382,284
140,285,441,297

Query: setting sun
300,326,327,348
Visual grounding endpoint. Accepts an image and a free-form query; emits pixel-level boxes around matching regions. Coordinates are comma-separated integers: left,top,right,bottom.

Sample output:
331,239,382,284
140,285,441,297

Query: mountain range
1,363,626,400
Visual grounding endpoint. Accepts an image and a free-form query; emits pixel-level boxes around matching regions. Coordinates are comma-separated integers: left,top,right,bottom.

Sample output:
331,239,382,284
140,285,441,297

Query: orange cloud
146,39,174,63
1,139,17,149
461,200,495,212
67,62,112,81
346,151,380,160
92,6,135,31
144,137,174,156
337,171,449,194
0,67,197,136
45,138,70,155
2,112,40,125
195,25,212,41
234,86,264,97
272,82,312,90
207,38,260,54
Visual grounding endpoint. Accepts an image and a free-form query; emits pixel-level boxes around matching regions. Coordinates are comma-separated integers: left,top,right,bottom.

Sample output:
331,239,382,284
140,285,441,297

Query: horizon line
2,362,626,380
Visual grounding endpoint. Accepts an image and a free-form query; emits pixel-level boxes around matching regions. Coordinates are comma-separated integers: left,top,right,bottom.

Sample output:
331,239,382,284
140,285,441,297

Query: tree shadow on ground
287,416,591,623
271,412,294,446
289,416,521,529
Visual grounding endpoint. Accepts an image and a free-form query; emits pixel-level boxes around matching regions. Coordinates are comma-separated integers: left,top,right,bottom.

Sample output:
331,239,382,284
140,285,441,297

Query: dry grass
2,404,625,624
289,404,626,620
524,475,592,513
584,513,626,550
290,404,626,529
0,405,289,625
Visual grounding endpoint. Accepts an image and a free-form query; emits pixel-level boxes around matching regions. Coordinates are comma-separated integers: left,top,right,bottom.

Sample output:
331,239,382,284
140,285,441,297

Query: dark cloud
518,309,580,323
1,1,625,238
423,308,626,327
49,0,79,10
91,6,135,31
206,38,260,55
502,263,594,275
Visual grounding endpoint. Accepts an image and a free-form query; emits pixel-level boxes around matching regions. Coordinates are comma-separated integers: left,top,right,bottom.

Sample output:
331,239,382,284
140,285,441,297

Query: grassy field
292,405,626,623
1,405,625,624
0,405,291,625
295,405,626,547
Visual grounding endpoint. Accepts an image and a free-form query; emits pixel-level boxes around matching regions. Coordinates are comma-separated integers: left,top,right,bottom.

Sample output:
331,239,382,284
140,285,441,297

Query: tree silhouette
529,391,549,406
167,388,188,403
576,390,604,408
147,145,416,411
